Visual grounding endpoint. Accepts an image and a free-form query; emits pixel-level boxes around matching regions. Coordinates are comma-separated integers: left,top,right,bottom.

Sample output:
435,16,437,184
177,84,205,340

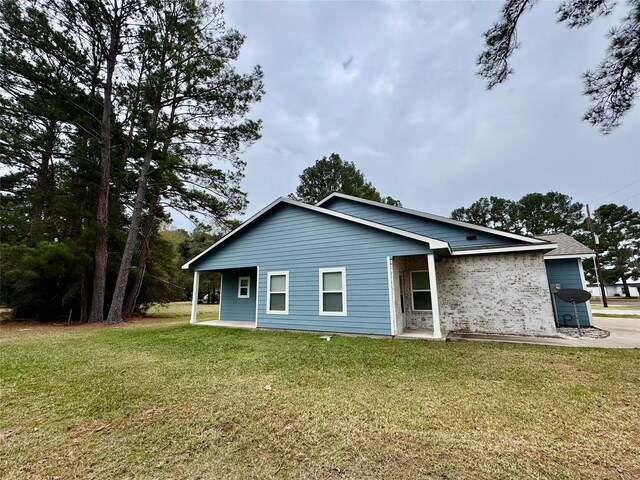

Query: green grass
591,297,639,304
591,305,639,311
593,313,640,319
144,301,218,321
1,320,639,479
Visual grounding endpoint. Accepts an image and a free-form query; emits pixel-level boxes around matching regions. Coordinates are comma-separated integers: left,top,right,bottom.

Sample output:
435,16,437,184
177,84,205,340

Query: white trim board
255,266,260,326
450,243,557,256
182,197,450,269
218,273,223,320
577,259,594,325
316,192,548,245
386,257,396,336
544,254,596,260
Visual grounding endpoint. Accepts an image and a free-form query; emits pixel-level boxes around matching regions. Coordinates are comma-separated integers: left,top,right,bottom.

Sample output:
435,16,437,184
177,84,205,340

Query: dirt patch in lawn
135,407,166,422
68,421,110,439
0,316,183,338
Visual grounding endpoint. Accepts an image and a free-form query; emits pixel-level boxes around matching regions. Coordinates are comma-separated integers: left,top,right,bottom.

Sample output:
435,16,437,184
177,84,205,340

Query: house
183,193,594,338
536,233,595,327
586,280,640,298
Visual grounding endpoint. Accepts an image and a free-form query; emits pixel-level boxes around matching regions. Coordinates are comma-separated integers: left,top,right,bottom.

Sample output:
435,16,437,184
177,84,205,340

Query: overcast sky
178,0,639,229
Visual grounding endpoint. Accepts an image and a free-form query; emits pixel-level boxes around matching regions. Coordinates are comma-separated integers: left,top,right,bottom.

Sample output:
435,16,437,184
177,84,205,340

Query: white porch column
427,254,442,339
190,271,200,324
386,257,397,336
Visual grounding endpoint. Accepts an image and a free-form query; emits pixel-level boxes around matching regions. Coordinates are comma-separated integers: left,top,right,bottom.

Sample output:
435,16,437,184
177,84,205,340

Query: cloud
170,1,640,229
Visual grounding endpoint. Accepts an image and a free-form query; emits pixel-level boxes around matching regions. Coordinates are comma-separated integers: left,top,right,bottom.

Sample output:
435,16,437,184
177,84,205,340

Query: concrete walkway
592,308,640,316
192,317,639,348
448,317,640,348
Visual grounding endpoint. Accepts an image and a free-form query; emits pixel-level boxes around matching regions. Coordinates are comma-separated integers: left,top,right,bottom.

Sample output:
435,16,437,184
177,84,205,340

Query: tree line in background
0,0,263,322
451,193,640,296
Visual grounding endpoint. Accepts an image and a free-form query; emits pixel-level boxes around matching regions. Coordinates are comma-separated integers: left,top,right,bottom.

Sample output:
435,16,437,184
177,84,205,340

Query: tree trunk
122,191,159,316
31,118,57,240
79,274,91,323
107,42,180,322
621,276,631,298
88,15,120,324
105,105,161,324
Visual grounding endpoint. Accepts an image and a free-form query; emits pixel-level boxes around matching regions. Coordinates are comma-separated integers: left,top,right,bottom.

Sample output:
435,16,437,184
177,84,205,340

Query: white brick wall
436,252,557,336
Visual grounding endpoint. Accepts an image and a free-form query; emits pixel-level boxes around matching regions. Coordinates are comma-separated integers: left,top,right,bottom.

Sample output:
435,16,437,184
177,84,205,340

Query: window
267,271,288,314
411,270,432,311
238,276,250,298
319,267,347,316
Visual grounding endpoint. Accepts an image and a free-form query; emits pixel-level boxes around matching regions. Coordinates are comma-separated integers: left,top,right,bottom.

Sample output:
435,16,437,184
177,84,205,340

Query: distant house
183,193,594,338
586,280,640,298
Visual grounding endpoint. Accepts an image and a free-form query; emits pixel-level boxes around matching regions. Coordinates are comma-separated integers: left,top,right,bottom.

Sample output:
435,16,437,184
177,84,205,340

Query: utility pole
586,204,608,307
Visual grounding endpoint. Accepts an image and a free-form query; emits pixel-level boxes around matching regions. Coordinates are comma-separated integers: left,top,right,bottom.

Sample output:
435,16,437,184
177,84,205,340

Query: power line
618,191,640,204
591,178,640,203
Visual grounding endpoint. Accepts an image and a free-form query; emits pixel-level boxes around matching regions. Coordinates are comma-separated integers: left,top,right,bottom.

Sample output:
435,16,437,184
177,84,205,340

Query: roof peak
316,192,547,246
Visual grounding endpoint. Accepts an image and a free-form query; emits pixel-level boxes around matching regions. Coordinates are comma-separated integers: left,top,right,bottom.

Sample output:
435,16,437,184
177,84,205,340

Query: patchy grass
593,313,640,319
592,305,639,311
144,301,218,321
591,297,639,304
0,303,217,338
1,321,639,479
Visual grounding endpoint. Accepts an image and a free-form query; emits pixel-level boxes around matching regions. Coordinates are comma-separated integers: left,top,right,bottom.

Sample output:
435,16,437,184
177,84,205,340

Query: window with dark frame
410,270,432,311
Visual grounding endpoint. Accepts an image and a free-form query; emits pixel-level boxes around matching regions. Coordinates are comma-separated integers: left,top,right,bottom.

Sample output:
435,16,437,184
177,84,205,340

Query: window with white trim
267,271,288,314
238,276,250,298
319,267,347,316
410,270,432,311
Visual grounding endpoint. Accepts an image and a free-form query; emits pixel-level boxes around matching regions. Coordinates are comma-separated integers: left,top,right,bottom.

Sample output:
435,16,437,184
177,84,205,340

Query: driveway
584,316,640,348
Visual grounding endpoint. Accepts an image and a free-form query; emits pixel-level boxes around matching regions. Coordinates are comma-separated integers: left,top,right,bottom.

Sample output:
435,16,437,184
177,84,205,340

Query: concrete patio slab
196,320,255,329
396,328,445,341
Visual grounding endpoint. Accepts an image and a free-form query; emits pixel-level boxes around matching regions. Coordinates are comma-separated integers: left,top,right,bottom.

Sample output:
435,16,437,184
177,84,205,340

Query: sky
176,0,639,229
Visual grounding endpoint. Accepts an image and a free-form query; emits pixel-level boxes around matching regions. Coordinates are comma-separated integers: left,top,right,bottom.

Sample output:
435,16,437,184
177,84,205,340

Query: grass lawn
591,303,640,319
1,312,639,479
591,305,639,311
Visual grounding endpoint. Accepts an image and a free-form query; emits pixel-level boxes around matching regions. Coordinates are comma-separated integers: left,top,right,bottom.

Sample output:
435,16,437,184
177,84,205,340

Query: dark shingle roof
536,233,594,258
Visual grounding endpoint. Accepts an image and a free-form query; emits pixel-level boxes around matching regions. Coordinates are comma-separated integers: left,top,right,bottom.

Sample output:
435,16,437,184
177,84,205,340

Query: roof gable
182,197,450,269
317,193,547,250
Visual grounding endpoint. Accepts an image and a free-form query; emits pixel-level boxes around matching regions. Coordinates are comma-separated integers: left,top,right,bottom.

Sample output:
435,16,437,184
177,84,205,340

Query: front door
394,272,406,333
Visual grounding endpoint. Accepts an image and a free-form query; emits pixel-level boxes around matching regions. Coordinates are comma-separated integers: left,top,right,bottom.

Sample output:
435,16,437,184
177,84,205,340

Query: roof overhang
544,253,596,260
316,192,548,245
182,197,451,270
450,243,558,256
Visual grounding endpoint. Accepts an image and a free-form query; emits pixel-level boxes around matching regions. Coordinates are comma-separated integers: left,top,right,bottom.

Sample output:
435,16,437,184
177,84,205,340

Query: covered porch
189,266,259,327
388,253,444,339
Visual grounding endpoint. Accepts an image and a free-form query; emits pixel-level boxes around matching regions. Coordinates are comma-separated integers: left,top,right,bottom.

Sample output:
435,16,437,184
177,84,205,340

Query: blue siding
193,204,431,335
219,268,257,321
545,259,591,327
322,197,522,249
